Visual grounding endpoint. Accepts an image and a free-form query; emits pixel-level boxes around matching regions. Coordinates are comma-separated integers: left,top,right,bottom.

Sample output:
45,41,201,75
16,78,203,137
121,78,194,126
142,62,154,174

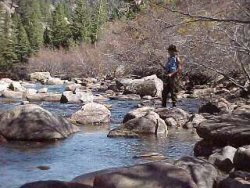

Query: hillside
0,0,249,92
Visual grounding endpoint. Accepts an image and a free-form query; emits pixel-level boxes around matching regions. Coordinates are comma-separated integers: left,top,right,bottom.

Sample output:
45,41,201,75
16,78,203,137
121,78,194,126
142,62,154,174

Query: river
0,84,202,188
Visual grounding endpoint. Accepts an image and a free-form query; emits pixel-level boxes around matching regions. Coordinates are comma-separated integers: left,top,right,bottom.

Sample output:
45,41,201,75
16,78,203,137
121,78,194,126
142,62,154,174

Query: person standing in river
161,44,183,108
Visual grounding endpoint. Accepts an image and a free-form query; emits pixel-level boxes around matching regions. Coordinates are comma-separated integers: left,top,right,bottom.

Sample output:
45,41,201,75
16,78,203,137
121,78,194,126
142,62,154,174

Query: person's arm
167,57,182,77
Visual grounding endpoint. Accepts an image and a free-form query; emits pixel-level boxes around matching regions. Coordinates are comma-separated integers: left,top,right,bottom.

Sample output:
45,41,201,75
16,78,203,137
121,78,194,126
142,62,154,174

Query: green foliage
51,3,72,49
71,0,92,43
0,10,17,70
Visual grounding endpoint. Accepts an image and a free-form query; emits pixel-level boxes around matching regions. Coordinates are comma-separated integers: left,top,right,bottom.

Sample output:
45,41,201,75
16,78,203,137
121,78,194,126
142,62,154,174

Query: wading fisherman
161,44,182,107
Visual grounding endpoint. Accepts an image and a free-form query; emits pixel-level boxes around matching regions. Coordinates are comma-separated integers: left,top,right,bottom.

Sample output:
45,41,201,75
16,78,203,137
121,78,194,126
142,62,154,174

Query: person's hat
167,44,178,52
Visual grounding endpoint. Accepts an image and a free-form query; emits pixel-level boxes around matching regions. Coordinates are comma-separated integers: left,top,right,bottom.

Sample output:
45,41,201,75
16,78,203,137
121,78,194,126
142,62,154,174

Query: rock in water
29,72,51,84
118,75,163,98
0,104,79,141
108,111,167,138
195,111,250,146
73,162,198,188
71,103,111,125
122,106,155,123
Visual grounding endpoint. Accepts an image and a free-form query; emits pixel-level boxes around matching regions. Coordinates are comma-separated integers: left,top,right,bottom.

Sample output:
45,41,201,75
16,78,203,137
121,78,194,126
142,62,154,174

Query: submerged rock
71,103,111,125
108,111,167,138
0,104,79,141
109,94,141,101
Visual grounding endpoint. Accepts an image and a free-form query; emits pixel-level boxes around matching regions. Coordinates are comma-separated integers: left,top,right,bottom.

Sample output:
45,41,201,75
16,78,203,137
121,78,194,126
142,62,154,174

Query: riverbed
0,84,203,188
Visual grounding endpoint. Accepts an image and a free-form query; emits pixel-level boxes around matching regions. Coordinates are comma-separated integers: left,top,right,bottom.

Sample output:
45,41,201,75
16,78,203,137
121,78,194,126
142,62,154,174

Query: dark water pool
0,98,202,188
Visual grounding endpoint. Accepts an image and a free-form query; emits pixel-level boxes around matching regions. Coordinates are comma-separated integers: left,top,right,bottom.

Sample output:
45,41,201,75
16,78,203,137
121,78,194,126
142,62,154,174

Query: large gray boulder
73,162,198,188
108,111,167,138
0,104,79,141
174,156,218,188
29,72,51,83
118,75,163,98
195,107,250,146
71,103,111,125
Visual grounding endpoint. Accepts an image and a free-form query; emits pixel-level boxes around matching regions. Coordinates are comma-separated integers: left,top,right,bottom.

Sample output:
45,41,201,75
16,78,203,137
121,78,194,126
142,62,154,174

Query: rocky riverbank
0,72,249,188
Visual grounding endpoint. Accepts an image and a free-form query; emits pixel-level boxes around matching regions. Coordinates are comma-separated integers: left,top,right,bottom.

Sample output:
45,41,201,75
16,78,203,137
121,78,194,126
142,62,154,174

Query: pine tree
18,0,44,52
91,0,109,43
15,18,31,62
71,0,92,43
0,12,17,69
51,3,72,49
43,27,52,47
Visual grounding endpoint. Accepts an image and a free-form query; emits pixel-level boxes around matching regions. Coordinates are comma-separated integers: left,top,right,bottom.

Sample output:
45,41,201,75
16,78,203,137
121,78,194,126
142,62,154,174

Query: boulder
184,114,206,129
233,147,250,171
26,93,61,102
74,162,198,188
199,98,234,114
71,103,111,125
118,75,163,98
155,107,190,128
123,106,155,123
174,156,218,188
2,90,24,99
195,112,250,146
20,181,91,188
61,91,93,104
108,111,167,138
9,81,26,92
208,146,237,172
46,77,65,85
0,104,79,141
29,72,51,83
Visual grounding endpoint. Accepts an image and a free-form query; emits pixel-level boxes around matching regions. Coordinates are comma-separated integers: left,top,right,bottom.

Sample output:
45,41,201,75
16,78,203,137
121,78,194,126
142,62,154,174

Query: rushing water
0,85,203,188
